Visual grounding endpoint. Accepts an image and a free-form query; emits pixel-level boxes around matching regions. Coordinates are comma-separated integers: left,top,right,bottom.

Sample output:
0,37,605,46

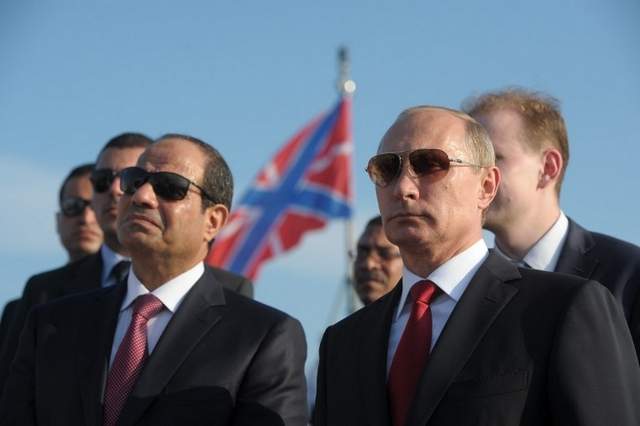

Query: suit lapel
117,267,227,426
358,283,401,426
407,253,520,426
555,218,599,279
76,282,126,426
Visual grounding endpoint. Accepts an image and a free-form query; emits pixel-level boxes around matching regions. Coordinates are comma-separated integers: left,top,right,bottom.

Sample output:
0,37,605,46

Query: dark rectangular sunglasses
119,167,214,202
90,168,121,193
60,197,92,217
366,148,482,188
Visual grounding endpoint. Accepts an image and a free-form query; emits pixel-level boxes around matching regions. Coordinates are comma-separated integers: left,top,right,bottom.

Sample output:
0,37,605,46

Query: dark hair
58,163,95,205
97,132,153,157
364,215,383,230
156,133,234,211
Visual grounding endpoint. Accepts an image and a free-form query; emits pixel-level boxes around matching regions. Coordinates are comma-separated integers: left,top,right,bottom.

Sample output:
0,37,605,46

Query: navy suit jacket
0,266,305,426
556,219,640,356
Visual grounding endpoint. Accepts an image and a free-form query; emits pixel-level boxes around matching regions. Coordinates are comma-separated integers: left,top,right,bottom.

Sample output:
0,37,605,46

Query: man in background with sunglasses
0,133,152,397
0,134,307,425
464,88,640,358
314,106,640,426
0,163,103,359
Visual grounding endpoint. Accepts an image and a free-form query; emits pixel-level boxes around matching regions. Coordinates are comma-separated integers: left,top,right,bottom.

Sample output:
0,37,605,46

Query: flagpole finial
337,46,356,95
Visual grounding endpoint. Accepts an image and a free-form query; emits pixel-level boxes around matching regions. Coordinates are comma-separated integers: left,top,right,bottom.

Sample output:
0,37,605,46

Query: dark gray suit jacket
556,219,640,357
0,266,305,426
0,251,254,397
314,253,640,426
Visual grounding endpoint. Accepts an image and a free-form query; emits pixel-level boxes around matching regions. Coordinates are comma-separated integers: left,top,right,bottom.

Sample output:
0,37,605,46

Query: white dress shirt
386,239,489,375
100,244,130,288
495,211,569,272
108,261,204,367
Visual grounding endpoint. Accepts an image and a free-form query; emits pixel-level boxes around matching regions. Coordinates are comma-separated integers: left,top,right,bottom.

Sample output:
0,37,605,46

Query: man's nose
392,166,419,200
130,181,158,208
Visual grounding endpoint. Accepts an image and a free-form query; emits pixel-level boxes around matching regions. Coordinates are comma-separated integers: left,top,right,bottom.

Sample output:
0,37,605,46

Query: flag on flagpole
206,97,353,281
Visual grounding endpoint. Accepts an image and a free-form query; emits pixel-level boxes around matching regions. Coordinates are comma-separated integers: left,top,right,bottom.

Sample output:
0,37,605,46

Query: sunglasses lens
90,169,115,193
409,149,450,179
151,173,190,201
367,153,401,187
119,167,148,195
61,198,90,217
120,168,191,201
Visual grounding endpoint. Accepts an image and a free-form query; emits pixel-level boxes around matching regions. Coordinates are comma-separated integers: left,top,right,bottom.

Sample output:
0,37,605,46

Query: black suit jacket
0,299,19,351
314,253,640,426
556,218,640,356
0,252,254,397
0,266,305,426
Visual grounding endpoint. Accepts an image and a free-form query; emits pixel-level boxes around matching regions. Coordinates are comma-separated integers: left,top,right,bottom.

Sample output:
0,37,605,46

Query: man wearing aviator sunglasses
1,134,307,425
314,106,640,426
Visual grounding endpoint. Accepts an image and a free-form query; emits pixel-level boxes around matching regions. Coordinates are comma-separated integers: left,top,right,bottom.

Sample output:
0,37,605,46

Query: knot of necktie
110,260,131,285
410,280,438,305
133,293,164,321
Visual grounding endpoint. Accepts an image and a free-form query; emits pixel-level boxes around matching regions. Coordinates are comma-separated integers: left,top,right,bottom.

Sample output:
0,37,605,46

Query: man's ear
203,204,230,243
478,166,500,210
538,148,563,189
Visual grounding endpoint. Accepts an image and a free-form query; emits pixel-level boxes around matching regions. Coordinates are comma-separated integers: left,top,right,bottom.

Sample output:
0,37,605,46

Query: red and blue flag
206,97,353,280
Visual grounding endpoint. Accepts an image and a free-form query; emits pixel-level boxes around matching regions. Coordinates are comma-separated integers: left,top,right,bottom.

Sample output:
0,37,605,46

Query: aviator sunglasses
366,148,483,188
60,197,92,217
119,167,215,202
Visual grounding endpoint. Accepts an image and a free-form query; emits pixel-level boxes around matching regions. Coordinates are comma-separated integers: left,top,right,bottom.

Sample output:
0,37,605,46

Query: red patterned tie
103,294,165,426
388,280,438,426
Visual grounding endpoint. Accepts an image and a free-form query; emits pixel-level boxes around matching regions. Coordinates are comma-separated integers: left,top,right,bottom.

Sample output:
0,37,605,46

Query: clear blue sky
1,0,639,374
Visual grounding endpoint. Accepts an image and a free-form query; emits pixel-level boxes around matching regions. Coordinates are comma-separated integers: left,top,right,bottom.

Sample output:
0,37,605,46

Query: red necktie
388,280,438,426
103,294,165,426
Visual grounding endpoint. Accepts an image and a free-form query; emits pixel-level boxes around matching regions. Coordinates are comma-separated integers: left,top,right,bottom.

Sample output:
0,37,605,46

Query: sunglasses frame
365,148,483,188
119,167,215,202
60,197,92,218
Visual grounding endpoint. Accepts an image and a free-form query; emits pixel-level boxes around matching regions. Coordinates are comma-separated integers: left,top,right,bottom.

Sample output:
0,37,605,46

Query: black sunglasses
90,168,121,193
366,148,483,188
60,197,92,217
119,167,215,202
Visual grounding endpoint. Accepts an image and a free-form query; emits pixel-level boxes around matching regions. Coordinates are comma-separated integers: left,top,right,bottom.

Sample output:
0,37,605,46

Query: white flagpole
336,47,358,315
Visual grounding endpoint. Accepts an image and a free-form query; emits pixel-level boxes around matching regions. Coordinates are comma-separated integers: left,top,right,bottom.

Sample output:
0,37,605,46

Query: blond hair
462,88,569,195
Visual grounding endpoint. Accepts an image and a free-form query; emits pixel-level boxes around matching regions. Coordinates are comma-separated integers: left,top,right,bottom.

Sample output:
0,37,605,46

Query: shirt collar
522,211,568,271
120,261,205,313
100,244,130,285
395,239,489,320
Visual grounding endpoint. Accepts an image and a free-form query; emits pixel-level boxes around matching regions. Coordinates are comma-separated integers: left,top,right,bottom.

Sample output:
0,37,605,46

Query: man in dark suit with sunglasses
0,134,307,426
314,106,640,426
0,134,152,397
0,163,104,345
463,88,640,358
0,133,255,397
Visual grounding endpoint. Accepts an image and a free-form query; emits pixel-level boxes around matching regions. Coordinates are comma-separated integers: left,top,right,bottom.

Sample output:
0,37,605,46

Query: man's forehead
62,174,92,198
360,225,394,245
96,147,144,168
139,139,204,176
379,108,466,153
